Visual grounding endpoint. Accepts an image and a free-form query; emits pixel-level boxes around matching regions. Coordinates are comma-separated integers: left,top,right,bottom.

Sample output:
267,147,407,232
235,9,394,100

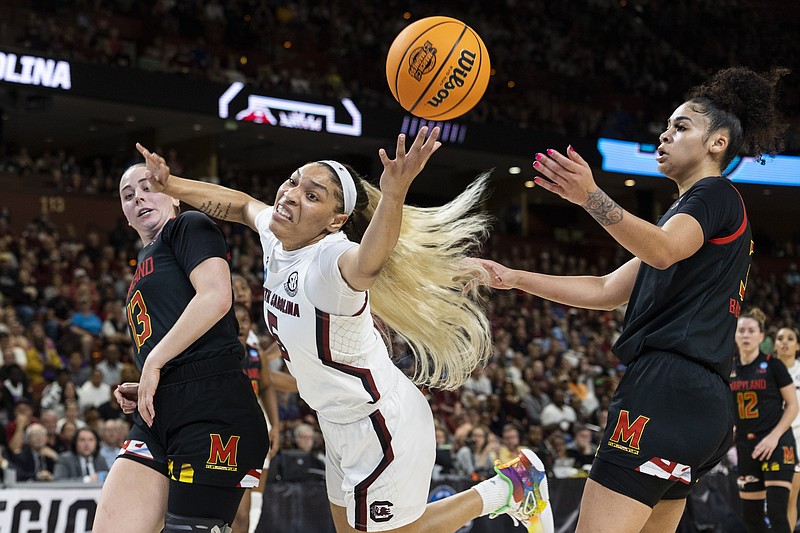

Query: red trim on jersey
709,186,748,245
315,309,381,404
352,293,369,317
354,410,395,531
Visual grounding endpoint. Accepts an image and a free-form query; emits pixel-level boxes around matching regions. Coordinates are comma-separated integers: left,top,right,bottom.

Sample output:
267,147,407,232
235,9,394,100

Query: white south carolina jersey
254,207,402,424
787,359,800,445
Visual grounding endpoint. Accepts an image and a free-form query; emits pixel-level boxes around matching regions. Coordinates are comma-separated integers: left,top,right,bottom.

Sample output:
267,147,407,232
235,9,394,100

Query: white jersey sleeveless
787,359,800,445
254,207,401,424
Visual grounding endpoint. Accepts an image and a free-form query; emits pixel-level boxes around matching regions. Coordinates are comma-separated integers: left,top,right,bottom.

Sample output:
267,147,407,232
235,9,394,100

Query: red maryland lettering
207,434,240,467
610,410,650,450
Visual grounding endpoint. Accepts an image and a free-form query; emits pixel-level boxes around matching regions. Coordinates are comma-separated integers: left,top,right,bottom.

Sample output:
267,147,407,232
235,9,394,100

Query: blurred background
0,1,798,531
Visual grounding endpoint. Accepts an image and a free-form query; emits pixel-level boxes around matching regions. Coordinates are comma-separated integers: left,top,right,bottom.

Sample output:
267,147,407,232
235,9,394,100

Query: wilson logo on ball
408,41,437,81
386,16,490,120
426,49,475,109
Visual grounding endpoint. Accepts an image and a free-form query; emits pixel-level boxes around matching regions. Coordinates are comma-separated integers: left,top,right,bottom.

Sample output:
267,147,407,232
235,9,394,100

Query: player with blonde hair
135,126,553,532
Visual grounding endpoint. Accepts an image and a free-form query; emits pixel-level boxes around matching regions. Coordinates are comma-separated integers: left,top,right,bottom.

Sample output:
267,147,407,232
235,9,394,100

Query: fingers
138,391,155,427
378,147,390,167
396,133,407,158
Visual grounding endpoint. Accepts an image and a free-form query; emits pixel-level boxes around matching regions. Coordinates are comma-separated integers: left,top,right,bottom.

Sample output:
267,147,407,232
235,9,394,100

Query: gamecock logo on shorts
370,501,394,523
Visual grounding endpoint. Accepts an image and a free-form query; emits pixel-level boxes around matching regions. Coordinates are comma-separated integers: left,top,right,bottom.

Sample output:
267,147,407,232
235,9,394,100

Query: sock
471,474,511,516
766,486,791,533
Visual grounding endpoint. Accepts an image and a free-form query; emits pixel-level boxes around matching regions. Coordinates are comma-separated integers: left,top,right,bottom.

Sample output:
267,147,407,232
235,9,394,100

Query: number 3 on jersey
267,311,291,361
127,290,152,353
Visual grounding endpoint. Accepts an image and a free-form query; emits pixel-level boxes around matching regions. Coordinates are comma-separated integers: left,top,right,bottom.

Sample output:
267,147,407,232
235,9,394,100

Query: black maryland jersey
730,352,793,439
614,177,752,379
126,211,242,371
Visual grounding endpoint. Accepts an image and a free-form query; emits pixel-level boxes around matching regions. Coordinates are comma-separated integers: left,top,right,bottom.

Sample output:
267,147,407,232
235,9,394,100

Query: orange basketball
386,16,490,121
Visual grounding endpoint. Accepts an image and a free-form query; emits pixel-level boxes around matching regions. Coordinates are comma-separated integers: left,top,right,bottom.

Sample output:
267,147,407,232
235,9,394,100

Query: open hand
532,146,598,205
377,126,441,201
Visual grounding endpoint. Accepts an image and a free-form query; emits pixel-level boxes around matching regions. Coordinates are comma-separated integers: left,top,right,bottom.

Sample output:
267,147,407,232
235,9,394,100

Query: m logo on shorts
369,501,394,523
608,410,650,455
784,446,796,465
206,434,240,471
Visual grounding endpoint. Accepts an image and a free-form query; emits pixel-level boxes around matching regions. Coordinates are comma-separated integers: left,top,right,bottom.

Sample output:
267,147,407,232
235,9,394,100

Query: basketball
386,16,490,121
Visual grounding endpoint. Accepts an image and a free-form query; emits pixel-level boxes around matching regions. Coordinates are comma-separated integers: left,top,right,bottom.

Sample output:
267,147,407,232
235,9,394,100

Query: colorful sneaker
489,449,549,527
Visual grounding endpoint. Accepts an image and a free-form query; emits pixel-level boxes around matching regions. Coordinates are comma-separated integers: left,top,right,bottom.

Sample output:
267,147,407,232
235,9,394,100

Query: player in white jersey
775,326,800,530
134,128,554,533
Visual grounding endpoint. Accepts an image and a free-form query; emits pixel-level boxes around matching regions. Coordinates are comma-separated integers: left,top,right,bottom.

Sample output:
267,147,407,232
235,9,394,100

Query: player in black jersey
475,66,790,533
731,308,798,533
93,163,269,533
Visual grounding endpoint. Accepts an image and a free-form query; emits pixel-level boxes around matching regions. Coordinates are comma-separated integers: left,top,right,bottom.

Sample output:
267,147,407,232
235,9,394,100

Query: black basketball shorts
590,351,734,507
118,355,269,488
736,429,797,492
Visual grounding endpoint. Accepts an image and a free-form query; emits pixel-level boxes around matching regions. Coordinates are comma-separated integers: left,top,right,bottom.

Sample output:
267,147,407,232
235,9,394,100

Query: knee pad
163,512,232,533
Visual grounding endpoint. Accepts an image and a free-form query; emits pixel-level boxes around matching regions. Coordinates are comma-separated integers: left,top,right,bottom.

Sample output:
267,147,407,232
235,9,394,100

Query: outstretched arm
474,257,641,311
532,147,704,270
337,126,441,291
136,143,268,231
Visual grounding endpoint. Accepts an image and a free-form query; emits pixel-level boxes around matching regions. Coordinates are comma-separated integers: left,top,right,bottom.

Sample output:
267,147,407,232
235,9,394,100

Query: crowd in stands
1,0,799,489
0,182,798,484
1,0,798,151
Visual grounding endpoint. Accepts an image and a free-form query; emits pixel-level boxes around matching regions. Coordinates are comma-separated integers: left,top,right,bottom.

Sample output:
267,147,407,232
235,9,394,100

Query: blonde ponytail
364,173,494,390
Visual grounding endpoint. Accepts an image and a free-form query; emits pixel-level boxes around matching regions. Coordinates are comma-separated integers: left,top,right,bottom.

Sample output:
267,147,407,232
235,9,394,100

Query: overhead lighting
624,179,636,187
509,166,521,175
524,180,535,188
192,123,202,131
125,115,136,122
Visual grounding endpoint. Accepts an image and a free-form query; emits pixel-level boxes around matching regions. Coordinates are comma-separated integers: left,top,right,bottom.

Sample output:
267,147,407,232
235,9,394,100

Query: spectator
24,321,63,386
40,369,70,413
54,427,108,481
95,342,123,386
432,423,456,481
2,363,32,404
78,368,111,409
568,424,597,472
99,300,131,348
98,418,124,468
9,422,57,481
68,298,102,361
454,424,498,481
521,379,551,426
65,350,91,387
97,386,126,421
540,388,577,433
498,423,530,464
56,398,86,433
266,423,325,482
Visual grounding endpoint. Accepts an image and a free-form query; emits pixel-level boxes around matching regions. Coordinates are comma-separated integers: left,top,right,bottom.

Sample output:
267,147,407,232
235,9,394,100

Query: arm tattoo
198,201,232,220
582,188,623,226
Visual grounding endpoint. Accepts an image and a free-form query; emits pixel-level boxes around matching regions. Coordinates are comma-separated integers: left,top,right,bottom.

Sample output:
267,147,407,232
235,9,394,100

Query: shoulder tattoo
582,189,623,226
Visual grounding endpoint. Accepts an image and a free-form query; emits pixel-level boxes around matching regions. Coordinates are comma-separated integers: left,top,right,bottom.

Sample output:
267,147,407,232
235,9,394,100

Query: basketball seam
425,26,487,120
393,20,453,105
408,23,468,115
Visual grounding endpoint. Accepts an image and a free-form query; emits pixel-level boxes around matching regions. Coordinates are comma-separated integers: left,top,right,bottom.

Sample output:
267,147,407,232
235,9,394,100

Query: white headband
319,160,356,215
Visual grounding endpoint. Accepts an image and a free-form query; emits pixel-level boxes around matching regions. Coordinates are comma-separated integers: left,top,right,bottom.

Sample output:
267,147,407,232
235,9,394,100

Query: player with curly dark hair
475,66,789,533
